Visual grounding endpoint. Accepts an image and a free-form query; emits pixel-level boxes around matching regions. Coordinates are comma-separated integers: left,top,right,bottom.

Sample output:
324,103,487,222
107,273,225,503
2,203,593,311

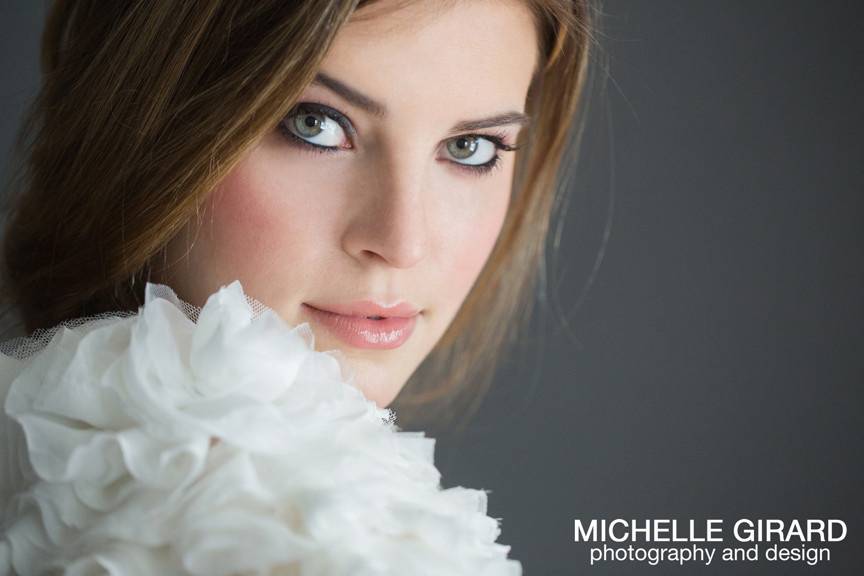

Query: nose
341,152,430,269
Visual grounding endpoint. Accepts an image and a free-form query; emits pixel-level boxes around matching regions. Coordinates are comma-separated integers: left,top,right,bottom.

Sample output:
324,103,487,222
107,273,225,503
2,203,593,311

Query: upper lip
304,300,421,319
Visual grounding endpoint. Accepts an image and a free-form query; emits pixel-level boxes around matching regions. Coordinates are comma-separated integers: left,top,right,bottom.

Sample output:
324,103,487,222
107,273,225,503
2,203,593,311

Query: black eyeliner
278,101,357,146
278,102,518,175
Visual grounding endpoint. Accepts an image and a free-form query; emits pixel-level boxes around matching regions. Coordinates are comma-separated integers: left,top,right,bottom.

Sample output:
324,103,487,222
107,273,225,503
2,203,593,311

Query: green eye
280,103,352,149
294,112,326,138
445,136,497,165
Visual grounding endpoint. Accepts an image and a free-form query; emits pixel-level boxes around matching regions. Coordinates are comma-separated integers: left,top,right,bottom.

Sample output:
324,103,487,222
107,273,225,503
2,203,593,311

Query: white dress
0,280,521,576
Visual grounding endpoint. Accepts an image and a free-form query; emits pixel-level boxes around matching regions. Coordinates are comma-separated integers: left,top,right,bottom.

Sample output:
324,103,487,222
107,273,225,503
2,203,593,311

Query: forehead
316,0,539,117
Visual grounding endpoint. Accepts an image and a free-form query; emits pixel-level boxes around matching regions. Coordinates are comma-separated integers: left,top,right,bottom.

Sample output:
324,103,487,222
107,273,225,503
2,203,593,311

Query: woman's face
158,0,539,407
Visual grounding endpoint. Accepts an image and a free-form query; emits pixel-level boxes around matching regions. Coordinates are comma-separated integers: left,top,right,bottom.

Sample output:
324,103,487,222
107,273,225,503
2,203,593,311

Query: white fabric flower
0,280,521,576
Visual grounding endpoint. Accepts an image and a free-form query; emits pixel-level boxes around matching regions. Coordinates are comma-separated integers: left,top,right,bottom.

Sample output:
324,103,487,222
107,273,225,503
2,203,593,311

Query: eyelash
276,101,520,177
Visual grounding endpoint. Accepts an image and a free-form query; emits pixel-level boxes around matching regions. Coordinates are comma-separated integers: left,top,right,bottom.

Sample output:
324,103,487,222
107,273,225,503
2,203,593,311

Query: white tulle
0,280,521,576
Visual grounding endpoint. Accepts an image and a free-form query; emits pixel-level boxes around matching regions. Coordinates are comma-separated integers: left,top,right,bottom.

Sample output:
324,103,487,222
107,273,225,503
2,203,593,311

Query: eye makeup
276,101,522,177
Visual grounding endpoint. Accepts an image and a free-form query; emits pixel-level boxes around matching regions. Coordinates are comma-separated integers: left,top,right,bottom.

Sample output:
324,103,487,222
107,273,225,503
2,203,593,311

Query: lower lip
301,304,417,350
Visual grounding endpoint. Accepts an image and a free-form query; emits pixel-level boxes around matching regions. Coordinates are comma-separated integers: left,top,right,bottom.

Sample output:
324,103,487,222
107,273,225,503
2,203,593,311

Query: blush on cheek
202,170,287,282
191,144,342,312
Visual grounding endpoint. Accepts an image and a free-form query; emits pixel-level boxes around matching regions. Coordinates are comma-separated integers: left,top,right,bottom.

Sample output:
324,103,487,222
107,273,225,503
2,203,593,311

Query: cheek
209,174,282,272
184,146,338,305
206,170,298,285
435,182,511,303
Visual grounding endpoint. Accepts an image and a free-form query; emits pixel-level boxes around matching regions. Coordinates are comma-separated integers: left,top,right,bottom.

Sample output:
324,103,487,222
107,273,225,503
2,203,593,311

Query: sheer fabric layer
0,281,521,576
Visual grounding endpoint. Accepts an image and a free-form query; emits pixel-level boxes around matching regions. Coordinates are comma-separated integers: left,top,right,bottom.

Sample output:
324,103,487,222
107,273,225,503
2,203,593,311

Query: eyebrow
311,72,531,134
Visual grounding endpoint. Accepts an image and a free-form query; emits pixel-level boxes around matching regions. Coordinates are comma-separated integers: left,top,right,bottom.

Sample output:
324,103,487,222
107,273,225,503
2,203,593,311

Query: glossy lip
301,302,419,350
305,300,420,319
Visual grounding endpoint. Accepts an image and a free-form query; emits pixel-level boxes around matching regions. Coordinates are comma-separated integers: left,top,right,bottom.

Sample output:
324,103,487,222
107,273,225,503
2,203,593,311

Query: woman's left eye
443,136,499,166
440,133,520,176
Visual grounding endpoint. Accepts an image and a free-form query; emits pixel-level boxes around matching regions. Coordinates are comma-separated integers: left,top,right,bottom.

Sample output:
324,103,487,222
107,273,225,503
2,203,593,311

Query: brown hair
0,0,597,432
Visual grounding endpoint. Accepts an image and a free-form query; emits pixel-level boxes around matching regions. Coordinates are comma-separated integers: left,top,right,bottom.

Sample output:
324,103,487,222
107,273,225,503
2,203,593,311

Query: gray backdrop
2,1,861,574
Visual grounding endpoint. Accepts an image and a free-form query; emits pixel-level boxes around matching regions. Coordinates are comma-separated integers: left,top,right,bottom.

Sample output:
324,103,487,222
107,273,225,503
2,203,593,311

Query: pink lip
305,300,420,319
301,302,419,350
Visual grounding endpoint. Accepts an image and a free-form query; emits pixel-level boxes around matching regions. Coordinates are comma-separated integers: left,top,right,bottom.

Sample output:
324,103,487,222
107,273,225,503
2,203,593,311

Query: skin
155,0,539,407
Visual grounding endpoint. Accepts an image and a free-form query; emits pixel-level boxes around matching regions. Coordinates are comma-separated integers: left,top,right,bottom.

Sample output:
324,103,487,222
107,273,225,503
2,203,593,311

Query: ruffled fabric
0,280,521,575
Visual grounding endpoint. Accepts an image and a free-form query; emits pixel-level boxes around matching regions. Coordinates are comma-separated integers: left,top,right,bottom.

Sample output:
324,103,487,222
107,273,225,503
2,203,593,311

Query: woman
0,0,594,572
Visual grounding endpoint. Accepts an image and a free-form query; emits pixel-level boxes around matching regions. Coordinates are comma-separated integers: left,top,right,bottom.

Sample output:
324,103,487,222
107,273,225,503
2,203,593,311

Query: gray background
2,1,862,574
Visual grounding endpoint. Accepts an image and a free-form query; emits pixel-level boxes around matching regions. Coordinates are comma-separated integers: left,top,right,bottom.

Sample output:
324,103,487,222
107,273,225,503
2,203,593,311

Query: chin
356,379,401,409
349,363,404,408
